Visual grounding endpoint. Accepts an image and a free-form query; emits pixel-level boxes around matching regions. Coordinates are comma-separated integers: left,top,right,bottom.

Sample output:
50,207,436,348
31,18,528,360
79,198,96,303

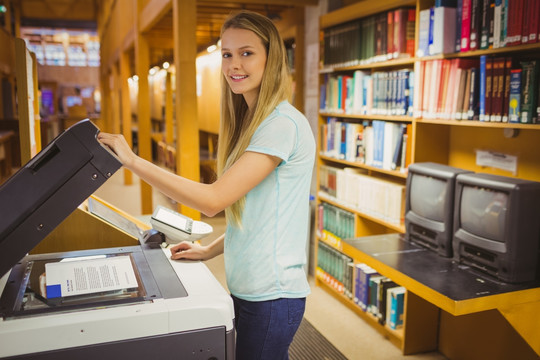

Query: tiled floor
94,169,447,360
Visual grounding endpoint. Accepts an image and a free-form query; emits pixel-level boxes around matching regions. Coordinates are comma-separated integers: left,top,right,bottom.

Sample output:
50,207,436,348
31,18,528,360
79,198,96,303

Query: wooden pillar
110,63,121,134
100,72,111,132
136,0,153,215
165,70,173,144
172,0,200,220
120,50,133,185
14,38,37,163
31,52,41,151
294,8,305,113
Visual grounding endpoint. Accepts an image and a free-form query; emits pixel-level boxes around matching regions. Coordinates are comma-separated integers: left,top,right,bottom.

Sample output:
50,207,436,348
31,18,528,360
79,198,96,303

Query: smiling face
221,27,267,109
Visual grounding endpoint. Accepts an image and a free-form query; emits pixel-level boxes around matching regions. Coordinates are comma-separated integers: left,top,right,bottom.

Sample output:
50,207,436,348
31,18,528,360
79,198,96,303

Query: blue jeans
232,295,306,360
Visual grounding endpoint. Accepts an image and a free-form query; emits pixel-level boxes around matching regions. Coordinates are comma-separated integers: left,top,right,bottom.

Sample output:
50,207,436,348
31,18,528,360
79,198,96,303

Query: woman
98,10,315,359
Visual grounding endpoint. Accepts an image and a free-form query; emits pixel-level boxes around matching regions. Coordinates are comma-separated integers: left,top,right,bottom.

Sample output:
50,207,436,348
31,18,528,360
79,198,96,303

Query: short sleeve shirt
224,101,316,301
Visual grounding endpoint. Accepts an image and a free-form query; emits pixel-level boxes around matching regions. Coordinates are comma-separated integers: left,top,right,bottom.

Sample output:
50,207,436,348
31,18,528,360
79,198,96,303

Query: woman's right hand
97,132,137,168
170,241,210,261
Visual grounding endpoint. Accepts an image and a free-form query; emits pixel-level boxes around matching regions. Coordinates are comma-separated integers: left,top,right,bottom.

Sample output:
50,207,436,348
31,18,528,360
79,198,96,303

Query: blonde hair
217,10,291,227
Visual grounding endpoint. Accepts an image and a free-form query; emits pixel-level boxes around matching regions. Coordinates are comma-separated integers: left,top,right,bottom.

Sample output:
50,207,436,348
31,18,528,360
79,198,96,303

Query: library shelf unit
315,0,540,358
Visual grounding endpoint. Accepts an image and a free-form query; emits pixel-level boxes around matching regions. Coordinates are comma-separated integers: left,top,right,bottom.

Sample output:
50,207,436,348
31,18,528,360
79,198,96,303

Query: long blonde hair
217,10,291,227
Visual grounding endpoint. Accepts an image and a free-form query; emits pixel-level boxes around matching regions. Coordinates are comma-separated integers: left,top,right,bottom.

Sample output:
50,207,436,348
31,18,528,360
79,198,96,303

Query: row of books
316,241,354,299
320,69,414,117
317,203,355,241
320,118,412,172
315,241,406,329
417,0,540,57
319,164,405,225
321,7,415,68
354,263,405,329
413,57,540,123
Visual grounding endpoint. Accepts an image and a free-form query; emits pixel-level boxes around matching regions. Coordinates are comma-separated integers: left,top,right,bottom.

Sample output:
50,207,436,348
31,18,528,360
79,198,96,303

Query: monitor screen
409,173,446,222
460,185,508,243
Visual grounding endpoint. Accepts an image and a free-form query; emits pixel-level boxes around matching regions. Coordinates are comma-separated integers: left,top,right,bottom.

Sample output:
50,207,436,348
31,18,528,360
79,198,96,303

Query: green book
520,60,539,124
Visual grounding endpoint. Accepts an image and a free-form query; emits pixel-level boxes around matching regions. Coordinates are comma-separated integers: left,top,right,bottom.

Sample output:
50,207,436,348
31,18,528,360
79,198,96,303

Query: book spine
469,0,481,50
502,57,513,122
468,67,480,120
480,0,490,49
520,60,539,124
479,55,487,120
456,0,463,51
461,0,472,51
508,69,522,122
493,0,502,48
484,57,493,121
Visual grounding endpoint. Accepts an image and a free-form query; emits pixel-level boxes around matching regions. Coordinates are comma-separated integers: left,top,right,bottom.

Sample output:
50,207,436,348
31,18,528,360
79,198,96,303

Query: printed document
45,255,138,299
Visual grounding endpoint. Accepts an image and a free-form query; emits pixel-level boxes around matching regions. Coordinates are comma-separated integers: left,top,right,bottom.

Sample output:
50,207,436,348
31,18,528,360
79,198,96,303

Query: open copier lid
0,119,122,279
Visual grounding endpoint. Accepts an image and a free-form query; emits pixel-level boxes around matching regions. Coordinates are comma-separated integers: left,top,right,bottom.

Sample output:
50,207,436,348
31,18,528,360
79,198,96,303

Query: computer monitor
453,173,540,283
405,162,472,257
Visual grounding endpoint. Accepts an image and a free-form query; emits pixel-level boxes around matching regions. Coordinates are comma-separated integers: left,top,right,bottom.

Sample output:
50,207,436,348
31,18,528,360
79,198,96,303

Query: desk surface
343,233,540,315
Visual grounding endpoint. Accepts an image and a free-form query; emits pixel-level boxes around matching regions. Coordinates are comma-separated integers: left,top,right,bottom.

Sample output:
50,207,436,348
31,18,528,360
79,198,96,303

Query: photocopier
0,119,235,359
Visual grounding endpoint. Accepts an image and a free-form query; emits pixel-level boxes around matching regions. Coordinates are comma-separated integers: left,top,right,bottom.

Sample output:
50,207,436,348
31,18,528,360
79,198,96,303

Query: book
469,0,481,50
490,57,505,121
508,69,522,122
460,0,472,51
430,6,457,55
502,57,513,122
484,57,494,121
416,8,431,57
467,67,480,120
480,0,491,49
493,0,502,48
456,0,463,51
387,286,406,329
519,60,539,124
479,55,487,120
378,278,399,324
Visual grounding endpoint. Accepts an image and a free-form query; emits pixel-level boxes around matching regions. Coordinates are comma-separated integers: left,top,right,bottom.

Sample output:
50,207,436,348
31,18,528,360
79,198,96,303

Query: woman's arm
98,132,281,217
170,233,225,260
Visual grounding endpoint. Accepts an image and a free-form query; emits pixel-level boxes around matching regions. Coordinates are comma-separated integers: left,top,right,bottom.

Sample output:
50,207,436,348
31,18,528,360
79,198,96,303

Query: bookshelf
316,0,540,357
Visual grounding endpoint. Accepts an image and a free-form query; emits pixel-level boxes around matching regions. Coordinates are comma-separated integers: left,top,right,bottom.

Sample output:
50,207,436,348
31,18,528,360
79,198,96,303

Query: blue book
427,7,435,54
407,70,414,116
508,69,522,123
479,55,487,121
388,287,406,329
372,120,385,168
417,9,431,57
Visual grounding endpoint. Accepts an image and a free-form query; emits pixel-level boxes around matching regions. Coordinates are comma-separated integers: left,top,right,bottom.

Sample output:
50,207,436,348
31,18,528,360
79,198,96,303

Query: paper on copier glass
44,255,138,299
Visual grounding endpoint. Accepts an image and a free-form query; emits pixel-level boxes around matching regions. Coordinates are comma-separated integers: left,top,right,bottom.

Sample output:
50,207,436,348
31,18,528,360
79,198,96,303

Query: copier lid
0,119,122,279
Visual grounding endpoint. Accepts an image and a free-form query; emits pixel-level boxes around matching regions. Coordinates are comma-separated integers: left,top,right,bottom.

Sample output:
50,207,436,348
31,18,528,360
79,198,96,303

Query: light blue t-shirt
224,101,315,301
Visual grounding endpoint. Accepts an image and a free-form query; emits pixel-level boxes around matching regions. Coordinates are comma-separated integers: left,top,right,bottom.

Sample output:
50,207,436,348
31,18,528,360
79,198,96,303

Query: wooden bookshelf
316,0,540,357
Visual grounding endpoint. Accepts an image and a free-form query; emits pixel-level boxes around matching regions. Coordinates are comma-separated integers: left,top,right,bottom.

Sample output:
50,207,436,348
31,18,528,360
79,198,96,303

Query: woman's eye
242,51,252,56
222,53,231,58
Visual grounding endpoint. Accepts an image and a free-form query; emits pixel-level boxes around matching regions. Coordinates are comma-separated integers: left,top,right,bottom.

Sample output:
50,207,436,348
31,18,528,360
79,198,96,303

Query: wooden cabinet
315,0,540,357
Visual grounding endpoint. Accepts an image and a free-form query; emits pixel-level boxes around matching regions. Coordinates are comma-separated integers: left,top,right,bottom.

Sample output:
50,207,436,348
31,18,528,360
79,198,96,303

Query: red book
507,0,524,46
521,0,530,43
491,57,505,122
405,9,416,58
484,57,494,121
529,0,539,43
461,0,472,52
394,8,407,57
502,57,514,122
387,10,394,56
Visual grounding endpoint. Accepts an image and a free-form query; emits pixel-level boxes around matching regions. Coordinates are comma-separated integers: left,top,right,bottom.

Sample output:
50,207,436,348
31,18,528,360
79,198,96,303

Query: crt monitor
453,173,540,283
405,162,472,257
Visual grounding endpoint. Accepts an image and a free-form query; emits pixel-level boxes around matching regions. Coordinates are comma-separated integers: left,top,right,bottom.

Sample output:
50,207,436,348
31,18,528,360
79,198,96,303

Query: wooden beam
198,0,318,7
120,50,133,185
136,0,153,214
139,0,172,34
173,0,200,220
